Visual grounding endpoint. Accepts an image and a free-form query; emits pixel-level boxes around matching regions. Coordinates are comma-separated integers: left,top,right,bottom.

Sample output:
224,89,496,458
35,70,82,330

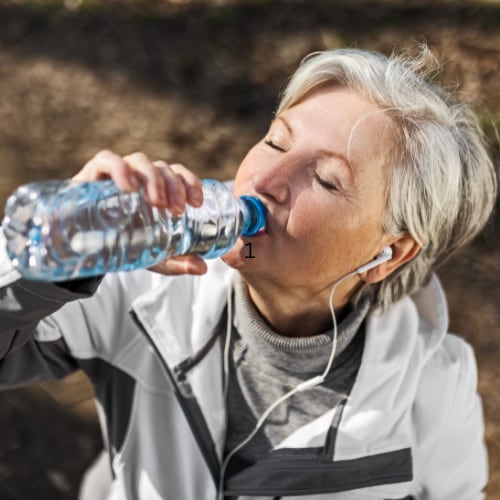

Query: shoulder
425,332,477,382
392,276,486,490
416,331,481,436
418,332,480,424
412,333,486,493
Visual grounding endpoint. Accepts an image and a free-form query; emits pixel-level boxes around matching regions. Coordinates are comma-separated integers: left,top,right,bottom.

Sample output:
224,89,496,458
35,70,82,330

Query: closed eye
264,139,286,152
314,173,339,192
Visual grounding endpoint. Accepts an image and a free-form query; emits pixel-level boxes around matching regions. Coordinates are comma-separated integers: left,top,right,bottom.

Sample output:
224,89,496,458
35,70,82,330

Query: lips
247,195,270,235
240,192,274,236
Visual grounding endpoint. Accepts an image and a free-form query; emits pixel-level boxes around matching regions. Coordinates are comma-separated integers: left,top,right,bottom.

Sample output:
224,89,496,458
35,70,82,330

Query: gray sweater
223,277,369,476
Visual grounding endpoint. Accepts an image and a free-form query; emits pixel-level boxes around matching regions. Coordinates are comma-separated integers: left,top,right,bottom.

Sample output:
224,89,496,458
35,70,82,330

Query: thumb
148,255,208,276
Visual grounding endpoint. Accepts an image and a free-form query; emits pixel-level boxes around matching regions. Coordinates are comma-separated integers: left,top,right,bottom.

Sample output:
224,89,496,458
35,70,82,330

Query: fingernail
157,189,167,205
190,189,203,206
171,195,184,214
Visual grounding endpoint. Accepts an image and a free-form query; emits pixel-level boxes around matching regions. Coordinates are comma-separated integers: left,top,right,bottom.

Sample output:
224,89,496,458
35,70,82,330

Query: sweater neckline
231,276,370,375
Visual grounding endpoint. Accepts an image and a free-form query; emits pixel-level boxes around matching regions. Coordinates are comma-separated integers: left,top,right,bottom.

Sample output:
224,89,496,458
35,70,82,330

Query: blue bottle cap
240,196,267,236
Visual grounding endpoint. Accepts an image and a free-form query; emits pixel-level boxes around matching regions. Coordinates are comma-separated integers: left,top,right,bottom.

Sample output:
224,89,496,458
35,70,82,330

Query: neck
239,273,361,338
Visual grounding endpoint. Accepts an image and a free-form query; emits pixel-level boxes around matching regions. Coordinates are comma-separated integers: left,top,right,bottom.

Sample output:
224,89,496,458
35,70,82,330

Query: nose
251,160,291,205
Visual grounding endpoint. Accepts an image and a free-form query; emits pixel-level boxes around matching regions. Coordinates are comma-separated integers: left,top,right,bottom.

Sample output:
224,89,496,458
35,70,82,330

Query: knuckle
170,164,200,184
94,150,127,171
94,150,118,162
94,149,112,158
153,160,169,169
169,163,189,174
125,151,149,163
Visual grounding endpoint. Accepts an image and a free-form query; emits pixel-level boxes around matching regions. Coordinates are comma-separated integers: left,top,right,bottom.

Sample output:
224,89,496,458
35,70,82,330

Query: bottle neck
239,196,266,237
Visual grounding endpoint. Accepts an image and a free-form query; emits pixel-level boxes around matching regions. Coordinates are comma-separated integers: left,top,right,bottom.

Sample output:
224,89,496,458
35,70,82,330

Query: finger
168,163,203,207
123,152,171,208
74,150,139,191
153,161,188,214
148,255,208,276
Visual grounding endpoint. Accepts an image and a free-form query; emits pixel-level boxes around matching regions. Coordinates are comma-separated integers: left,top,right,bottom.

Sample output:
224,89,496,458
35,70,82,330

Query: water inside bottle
3,179,266,281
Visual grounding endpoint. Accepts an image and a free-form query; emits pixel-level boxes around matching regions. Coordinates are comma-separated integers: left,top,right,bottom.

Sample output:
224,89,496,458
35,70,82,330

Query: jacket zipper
129,308,221,486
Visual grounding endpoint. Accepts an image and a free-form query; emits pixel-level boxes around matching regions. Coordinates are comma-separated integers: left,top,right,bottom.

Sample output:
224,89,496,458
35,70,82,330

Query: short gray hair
277,46,498,310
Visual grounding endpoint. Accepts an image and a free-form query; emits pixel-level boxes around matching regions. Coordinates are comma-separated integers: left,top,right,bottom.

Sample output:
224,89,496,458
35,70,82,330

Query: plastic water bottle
2,178,266,282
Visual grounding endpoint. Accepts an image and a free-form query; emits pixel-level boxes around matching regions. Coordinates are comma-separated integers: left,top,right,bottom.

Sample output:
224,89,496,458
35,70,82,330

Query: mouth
256,204,273,236
242,220,269,242
243,226,268,240
240,194,267,237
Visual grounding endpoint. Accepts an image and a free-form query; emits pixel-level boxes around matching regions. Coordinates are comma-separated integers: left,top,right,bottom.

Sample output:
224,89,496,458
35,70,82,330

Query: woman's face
223,86,394,292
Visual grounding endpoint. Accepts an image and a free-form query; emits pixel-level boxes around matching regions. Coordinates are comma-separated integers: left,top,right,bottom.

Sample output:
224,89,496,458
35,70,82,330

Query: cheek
286,198,370,266
285,205,342,268
287,195,340,241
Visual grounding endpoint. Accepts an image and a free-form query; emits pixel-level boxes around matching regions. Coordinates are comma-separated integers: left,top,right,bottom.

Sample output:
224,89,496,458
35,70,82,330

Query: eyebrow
276,116,353,174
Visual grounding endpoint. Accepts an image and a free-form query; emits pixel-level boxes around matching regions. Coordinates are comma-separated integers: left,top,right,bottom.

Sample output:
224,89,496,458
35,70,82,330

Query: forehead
281,87,395,172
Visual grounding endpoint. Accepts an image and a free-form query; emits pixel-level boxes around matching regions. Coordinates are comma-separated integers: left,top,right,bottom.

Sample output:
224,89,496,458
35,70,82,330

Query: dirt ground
0,0,499,498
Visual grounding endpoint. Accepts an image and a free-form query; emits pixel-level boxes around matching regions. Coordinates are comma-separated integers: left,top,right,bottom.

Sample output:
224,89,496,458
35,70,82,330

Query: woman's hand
73,150,207,276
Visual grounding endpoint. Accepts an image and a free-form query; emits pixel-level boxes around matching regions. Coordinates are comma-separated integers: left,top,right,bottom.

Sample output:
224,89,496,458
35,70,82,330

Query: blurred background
0,0,498,498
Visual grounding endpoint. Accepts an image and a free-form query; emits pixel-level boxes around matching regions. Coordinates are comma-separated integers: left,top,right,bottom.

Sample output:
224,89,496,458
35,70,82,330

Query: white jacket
0,235,488,499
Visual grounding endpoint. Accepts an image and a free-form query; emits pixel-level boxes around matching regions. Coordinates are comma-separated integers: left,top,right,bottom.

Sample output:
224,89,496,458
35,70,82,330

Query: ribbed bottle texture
2,179,266,281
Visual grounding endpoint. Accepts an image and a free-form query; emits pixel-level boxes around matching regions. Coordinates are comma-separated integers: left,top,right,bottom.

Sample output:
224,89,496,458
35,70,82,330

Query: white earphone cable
217,269,359,499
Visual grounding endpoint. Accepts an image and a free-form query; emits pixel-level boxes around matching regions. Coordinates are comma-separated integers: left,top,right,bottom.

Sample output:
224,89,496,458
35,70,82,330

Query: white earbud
356,246,393,274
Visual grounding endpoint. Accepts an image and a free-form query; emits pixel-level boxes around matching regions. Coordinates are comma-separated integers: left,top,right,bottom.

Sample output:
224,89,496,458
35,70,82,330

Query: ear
360,233,420,284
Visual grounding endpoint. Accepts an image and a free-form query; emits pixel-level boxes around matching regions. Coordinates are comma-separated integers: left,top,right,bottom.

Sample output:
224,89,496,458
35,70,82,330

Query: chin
221,247,246,270
221,241,258,271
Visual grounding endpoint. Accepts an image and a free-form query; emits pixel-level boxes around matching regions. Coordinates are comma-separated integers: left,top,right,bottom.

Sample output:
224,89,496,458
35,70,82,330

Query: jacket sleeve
417,337,488,500
0,229,101,387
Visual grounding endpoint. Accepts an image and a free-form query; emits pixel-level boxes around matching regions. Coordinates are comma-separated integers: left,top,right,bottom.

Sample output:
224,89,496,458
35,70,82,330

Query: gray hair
277,46,498,310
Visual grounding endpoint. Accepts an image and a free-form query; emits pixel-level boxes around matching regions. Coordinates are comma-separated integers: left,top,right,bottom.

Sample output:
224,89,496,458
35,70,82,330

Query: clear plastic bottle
2,178,266,282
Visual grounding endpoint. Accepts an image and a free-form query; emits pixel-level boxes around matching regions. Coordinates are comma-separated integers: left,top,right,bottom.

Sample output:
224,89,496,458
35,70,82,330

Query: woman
0,47,497,499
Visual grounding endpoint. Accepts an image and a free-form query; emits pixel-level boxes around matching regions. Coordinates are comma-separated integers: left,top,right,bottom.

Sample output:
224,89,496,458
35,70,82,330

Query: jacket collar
332,274,449,460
